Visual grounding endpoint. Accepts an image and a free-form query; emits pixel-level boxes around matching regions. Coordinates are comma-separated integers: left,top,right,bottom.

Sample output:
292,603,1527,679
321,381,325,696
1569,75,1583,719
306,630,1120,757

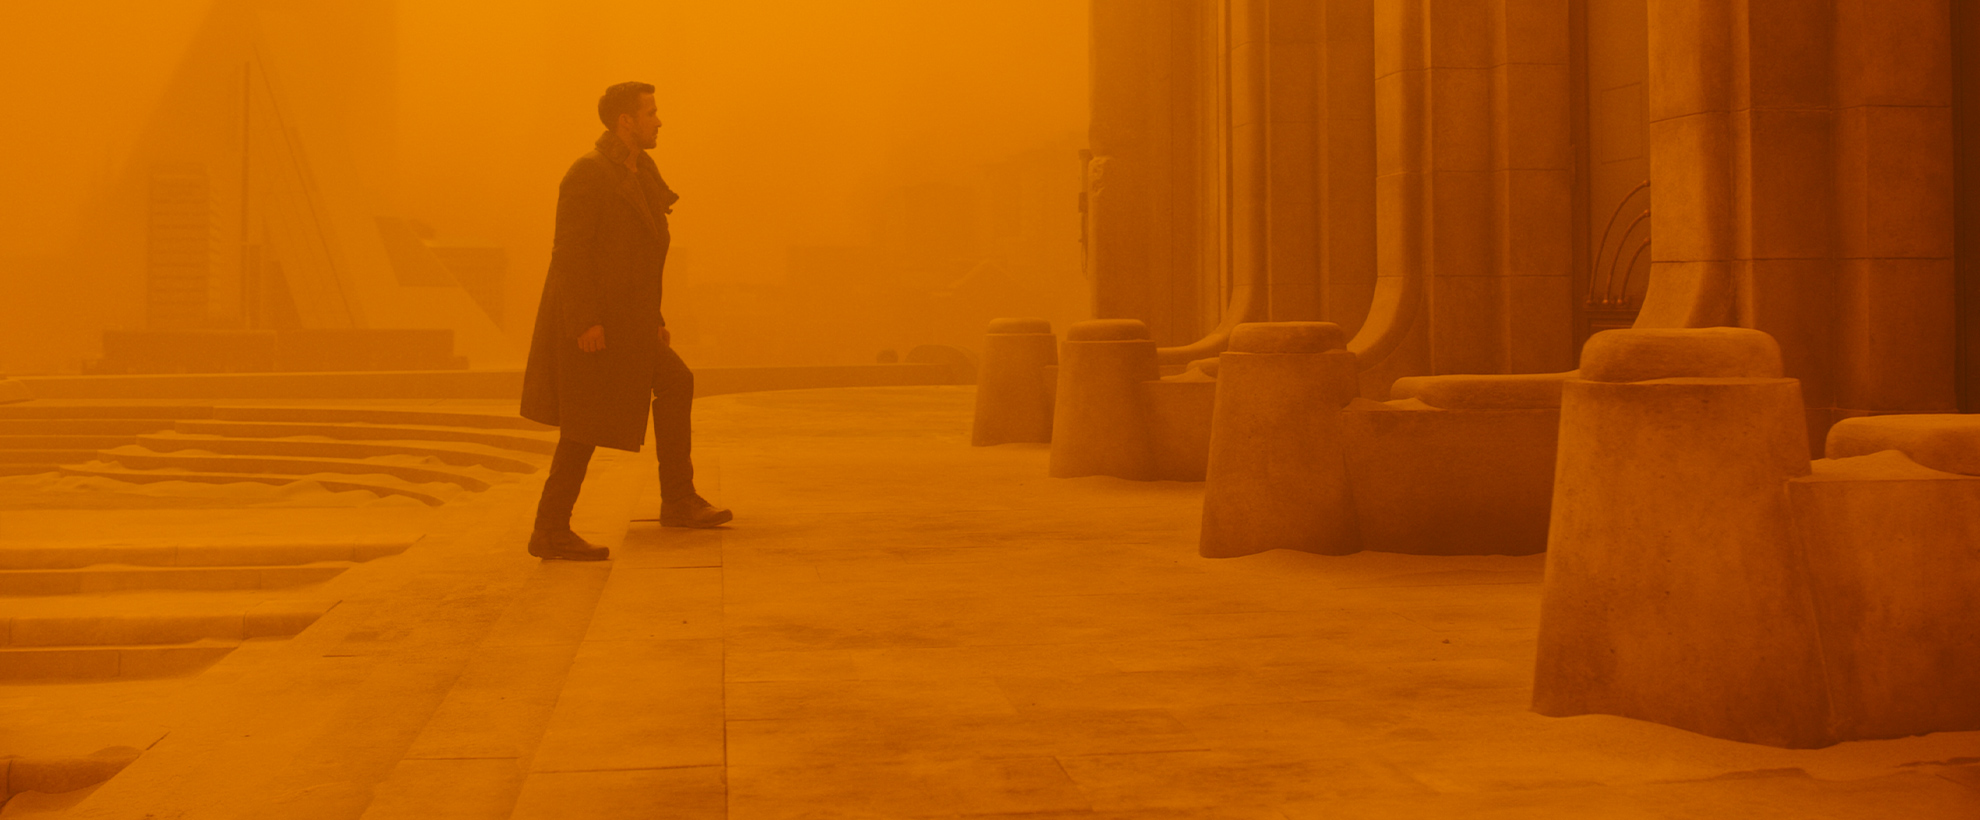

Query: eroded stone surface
1579,327,1785,383
1827,414,1980,476
1390,372,1575,410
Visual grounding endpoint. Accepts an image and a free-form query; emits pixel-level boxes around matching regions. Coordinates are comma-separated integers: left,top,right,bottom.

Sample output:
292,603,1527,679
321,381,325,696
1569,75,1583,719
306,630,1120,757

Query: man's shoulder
561,151,611,185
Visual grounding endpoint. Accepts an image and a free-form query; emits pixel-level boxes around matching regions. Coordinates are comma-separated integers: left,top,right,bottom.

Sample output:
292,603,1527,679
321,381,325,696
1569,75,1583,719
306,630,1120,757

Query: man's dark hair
598,81,656,129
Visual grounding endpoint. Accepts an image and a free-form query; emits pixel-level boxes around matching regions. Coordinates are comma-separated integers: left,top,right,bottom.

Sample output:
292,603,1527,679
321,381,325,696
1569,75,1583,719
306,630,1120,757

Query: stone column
1355,0,1577,395
1088,0,1221,346
1830,1,1957,418
1645,0,1957,450
1317,0,1378,338
1235,0,1326,322
1228,0,1272,328
1237,0,1379,332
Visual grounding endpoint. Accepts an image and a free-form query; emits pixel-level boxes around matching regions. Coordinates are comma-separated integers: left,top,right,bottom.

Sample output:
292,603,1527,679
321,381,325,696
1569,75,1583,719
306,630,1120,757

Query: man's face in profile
625,92,662,150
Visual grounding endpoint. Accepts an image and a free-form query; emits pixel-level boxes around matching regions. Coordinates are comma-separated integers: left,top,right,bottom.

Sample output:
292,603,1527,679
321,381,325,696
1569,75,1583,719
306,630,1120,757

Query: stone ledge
1390,372,1574,410
1827,414,1980,476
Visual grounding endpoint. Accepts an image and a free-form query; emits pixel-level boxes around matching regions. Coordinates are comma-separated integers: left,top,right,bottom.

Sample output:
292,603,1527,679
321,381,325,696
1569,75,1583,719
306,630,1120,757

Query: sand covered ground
3,386,1975,818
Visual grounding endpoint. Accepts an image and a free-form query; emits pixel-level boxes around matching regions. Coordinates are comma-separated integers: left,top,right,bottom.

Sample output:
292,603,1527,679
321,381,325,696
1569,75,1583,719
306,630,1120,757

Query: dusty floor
5,385,1977,818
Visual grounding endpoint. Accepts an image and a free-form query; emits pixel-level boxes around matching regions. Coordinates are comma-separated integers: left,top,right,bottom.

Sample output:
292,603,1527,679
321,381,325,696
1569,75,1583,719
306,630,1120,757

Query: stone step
0,404,213,420
96,450,495,491
136,433,540,474
0,564,350,596
0,747,146,808
0,434,138,450
0,537,416,570
213,406,551,432
173,419,557,455
359,449,652,820
0,601,336,646
0,641,238,681
57,465,448,506
0,418,178,435
0,449,95,464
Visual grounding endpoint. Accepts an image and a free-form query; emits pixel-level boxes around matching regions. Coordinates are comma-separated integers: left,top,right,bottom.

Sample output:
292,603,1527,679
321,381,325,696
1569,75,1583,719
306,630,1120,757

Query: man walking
520,81,732,561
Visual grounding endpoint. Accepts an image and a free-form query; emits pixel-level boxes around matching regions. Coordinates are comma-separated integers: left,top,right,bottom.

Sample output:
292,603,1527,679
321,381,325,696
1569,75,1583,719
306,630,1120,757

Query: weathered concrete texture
1537,328,1980,748
1340,402,1560,557
1199,321,1553,558
1049,320,1159,479
1044,319,1219,482
1827,413,1980,475
1789,451,1980,742
1139,374,1217,480
1534,374,1822,747
1389,372,1573,410
971,318,1057,446
1579,327,1785,382
1200,323,1360,558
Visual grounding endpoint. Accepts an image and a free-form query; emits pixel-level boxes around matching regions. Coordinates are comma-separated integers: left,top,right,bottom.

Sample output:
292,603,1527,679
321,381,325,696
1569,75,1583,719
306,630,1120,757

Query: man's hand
578,325,605,353
657,326,672,348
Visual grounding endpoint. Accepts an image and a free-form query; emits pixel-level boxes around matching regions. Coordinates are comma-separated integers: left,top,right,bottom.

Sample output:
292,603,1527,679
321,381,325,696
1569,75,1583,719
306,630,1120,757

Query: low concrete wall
18,364,962,401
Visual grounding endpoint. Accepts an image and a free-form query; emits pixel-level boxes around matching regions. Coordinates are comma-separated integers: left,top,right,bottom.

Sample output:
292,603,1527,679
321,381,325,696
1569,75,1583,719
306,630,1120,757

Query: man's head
598,81,661,150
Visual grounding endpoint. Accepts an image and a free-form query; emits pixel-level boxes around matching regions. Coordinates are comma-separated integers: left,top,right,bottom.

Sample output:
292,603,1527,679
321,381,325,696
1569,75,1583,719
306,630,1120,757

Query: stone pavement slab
36,386,1980,818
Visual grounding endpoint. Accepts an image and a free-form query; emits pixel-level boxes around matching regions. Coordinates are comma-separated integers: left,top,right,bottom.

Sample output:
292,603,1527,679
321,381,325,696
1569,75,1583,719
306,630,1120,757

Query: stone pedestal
1199,322,1359,558
1339,403,1558,556
1788,452,1980,742
1140,375,1217,481
1533,328,1832,747
1049,320,1159,479
971,318,1057,446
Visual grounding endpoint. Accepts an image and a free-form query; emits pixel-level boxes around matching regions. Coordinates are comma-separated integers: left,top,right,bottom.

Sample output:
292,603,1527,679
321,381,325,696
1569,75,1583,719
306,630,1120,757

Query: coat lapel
596,156,662,241
591,132,665,242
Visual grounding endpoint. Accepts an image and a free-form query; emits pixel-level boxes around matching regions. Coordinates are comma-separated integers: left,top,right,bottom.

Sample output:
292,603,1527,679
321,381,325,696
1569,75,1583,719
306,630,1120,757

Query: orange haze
0,1,1089,374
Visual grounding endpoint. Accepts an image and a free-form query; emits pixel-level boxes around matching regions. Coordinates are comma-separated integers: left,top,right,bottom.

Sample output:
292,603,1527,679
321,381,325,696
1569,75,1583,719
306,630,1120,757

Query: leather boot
660,494,733,528
528,528,610,561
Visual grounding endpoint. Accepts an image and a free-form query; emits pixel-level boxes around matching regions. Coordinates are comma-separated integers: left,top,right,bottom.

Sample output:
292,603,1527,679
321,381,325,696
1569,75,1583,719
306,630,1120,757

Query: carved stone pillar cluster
1645,0,1958,447
1087,0,1222,347
1355,0,1578,395
1231,0,1379,332
1089,0,1379,356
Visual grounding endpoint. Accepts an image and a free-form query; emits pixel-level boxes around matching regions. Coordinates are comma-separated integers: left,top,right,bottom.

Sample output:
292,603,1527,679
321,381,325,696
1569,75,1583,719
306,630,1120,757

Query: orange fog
0,0,1090,375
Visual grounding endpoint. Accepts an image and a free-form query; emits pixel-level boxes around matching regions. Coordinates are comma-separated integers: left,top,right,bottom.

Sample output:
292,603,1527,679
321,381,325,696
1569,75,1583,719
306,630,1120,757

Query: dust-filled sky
0,1,1089,372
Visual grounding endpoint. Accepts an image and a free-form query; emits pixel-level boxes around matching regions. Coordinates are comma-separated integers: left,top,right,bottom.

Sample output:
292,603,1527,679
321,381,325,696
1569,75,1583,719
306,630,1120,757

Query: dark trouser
533,345,696,531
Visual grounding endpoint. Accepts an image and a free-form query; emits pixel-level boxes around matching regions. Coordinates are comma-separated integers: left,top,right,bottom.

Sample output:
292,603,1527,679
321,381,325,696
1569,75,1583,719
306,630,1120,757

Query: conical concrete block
1049,320,1158,479
1199,322,1359,558
971,318,1057,446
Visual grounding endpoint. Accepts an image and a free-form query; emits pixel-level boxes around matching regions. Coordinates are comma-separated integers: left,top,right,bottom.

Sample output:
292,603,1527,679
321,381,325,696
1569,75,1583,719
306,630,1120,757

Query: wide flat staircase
0,404,553,504
0,536,418,683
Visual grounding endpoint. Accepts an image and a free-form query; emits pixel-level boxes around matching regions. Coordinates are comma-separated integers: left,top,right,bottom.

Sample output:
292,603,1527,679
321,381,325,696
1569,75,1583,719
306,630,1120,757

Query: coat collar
592,131,680,239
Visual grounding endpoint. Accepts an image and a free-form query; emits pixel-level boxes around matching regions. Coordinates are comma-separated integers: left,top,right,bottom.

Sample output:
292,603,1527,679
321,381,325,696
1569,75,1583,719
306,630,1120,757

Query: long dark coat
520,133,679,451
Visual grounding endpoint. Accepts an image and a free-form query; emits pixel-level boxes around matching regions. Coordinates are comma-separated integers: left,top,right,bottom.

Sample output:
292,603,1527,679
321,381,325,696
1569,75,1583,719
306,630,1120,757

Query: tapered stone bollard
1049,319,1159,479
971,318,1058,446
1532,328,1830,747
1199,322,1361,558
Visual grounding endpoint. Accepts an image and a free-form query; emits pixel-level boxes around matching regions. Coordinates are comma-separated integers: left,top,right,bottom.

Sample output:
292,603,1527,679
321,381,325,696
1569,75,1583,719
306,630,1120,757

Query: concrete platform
10,386,1976,818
